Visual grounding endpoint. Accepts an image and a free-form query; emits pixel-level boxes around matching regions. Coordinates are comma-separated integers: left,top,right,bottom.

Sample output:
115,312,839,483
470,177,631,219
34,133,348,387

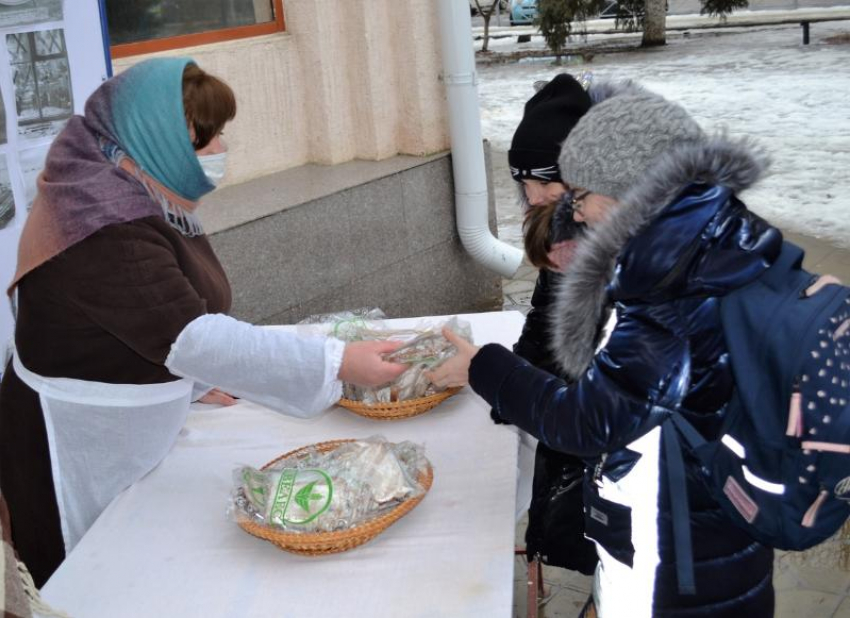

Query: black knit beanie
508,73,592,184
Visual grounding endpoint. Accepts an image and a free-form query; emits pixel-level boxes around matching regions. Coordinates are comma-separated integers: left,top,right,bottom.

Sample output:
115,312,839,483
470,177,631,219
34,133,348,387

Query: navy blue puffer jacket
470,137,781,617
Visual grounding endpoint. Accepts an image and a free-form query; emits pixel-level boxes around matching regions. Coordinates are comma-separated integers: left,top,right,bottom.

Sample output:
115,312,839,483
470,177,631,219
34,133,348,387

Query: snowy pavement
477,19,850,249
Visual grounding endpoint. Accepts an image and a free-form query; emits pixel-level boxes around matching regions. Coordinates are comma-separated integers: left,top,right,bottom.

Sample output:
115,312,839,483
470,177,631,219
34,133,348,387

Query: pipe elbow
457,224,523,278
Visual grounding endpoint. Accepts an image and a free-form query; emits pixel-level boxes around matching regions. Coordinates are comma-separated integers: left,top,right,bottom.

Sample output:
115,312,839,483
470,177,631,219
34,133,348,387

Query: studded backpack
662,240,850,594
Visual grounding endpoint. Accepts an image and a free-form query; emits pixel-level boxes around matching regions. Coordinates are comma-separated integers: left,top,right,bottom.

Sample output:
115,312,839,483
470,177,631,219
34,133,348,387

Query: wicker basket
338,387,462,420
238,439,433,555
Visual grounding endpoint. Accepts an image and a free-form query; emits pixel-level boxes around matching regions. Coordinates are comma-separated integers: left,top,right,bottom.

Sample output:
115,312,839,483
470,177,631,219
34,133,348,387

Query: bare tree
475,0,501,52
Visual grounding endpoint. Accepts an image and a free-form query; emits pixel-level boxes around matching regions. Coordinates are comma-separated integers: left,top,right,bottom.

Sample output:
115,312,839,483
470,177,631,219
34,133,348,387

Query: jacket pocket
584,482,636,567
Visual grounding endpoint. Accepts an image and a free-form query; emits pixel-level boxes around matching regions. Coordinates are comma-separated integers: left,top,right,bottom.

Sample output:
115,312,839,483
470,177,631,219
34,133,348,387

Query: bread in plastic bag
296,310,472,403
230,436,429,533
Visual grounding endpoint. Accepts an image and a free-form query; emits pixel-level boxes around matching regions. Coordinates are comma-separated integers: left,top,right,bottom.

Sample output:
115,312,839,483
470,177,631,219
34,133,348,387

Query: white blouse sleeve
165,313,344,418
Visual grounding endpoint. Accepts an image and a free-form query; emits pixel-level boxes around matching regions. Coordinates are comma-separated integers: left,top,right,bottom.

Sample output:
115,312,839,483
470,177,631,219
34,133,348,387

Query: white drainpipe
437,0,524,278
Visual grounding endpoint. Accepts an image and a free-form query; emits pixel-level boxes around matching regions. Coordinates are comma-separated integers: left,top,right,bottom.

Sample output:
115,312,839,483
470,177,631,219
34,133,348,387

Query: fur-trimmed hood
549,135,778,380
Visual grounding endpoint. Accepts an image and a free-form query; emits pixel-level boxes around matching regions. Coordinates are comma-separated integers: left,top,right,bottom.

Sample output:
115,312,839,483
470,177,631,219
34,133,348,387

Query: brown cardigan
0,216,231,586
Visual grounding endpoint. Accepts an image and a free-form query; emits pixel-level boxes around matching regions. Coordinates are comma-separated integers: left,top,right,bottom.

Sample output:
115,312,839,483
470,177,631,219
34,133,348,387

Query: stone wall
201,151,503,324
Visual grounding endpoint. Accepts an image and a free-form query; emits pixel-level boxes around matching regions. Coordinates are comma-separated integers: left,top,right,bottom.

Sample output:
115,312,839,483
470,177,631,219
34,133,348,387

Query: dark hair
523,200,558,270
182,64,236,151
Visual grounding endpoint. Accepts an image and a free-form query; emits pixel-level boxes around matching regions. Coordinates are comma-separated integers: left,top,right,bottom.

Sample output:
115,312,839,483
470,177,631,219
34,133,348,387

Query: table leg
528,556,541,618
515,547,541,618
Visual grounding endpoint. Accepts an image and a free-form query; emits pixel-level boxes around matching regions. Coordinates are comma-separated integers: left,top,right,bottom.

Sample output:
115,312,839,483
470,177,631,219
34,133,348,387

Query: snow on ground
477,22,850,247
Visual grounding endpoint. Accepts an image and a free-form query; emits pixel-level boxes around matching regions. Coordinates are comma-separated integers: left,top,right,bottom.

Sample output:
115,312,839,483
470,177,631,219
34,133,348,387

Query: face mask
197,152,227,186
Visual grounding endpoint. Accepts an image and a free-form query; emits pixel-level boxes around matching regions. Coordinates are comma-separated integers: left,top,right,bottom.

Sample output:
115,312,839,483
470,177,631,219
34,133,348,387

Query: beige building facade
113,0,452,185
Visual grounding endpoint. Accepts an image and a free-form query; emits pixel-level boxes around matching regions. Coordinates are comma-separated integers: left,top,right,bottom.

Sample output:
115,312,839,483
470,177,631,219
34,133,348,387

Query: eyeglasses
568,189,591,212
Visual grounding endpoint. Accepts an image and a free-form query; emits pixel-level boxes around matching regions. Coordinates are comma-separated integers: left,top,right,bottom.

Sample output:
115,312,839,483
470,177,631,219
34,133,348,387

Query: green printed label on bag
241,467,270,512
269,468,333,526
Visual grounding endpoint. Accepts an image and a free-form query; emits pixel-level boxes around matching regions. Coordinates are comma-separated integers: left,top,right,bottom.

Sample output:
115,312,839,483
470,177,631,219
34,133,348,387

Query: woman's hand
425,328,480,388
198,388,239,406
339,341,409,387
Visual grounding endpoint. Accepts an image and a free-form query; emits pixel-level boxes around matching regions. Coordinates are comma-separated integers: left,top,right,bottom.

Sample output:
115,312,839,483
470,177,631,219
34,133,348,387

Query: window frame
8,30,74,128
109,0,285,59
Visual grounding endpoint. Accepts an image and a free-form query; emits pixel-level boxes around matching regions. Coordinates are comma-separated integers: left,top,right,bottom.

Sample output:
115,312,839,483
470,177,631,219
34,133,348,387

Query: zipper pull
593,453,608,484
787,378,804,438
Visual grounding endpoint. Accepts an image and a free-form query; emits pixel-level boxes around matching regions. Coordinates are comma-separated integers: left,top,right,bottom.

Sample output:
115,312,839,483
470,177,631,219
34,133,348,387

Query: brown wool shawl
8,116,199,297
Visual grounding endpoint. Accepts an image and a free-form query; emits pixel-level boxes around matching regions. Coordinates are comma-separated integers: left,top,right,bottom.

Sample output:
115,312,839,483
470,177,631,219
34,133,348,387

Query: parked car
509,0,538,26
470,0,510,16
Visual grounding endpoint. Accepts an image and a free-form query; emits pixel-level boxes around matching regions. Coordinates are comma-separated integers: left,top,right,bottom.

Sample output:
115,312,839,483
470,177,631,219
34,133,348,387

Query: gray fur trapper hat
558,87,705,199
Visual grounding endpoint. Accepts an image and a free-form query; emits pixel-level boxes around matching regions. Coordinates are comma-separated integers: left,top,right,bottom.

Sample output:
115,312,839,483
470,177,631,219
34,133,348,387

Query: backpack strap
758,241,805,292
662,413,715,595
668,413,708,450
661,415,698,596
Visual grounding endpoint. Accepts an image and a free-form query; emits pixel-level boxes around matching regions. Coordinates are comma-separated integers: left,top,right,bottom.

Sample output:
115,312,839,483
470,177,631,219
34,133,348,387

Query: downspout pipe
437,0,524,278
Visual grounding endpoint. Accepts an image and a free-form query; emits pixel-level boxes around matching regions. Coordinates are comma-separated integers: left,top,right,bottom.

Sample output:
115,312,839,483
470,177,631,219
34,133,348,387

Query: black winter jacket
514,269,564,375
515,268,599,574
471,136,779,617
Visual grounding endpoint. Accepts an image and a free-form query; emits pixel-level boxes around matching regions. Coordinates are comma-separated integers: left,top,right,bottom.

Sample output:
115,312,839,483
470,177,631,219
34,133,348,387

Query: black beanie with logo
508,73,592,184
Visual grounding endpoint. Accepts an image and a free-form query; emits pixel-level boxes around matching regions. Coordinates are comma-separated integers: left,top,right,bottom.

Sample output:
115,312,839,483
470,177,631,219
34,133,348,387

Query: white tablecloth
39,311,529,618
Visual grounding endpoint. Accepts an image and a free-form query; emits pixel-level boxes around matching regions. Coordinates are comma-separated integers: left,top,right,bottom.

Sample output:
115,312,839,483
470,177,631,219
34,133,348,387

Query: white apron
12,351,193,554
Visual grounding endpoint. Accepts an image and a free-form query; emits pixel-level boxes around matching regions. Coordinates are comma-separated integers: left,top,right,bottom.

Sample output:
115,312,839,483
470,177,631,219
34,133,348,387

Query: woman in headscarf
0,58,406,586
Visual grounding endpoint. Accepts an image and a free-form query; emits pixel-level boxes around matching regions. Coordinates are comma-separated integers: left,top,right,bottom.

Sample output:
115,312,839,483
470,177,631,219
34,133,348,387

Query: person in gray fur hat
430,83,779,617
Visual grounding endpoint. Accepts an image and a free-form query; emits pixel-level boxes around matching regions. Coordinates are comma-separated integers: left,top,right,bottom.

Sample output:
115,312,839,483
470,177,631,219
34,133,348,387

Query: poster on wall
0,1,63,29
0,0,109,363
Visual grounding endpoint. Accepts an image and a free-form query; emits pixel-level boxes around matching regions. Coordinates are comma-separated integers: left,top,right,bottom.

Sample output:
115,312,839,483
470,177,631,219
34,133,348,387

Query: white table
39,311,528,618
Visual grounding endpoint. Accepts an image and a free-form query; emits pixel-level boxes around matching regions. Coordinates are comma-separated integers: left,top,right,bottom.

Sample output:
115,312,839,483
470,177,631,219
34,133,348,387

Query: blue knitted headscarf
11,58,226,295
85,57,214,201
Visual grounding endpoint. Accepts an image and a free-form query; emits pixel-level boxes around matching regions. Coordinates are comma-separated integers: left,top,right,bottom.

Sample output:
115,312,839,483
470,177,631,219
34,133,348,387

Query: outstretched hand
339,340,409,387
425,328,481,388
